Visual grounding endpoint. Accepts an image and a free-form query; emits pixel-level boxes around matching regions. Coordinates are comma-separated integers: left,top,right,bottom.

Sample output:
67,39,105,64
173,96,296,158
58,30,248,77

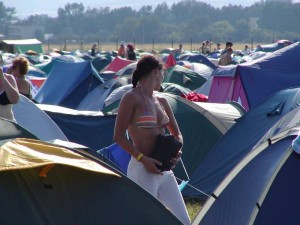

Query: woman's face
11,62,21,77
154,68,165,91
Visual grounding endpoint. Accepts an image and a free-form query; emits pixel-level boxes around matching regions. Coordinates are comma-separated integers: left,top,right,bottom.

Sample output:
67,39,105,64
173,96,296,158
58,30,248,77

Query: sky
2,0,300,19
2,0,266,18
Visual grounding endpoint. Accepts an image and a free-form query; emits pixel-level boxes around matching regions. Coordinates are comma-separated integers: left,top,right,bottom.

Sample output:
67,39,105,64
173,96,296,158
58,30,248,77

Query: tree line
0,0,300,45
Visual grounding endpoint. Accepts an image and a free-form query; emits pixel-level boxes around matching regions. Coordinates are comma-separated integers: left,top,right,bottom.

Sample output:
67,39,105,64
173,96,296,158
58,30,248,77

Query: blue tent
178,53,216,69
34,60,103,109
38,104,116,150
77,77,131,111
183,87,300,198
208,42,300,110
192,106,300,225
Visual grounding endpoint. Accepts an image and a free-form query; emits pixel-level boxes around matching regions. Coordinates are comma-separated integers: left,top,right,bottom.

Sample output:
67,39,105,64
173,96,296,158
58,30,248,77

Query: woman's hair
127,43,134,51
132,55,162,88
13,56,29,76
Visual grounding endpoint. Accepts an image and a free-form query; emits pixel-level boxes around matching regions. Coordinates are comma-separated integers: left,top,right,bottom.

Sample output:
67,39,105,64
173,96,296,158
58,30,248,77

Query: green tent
102,93,245,180
164,65,207,91
0,138,182,225
159,94,245,180
0,39,44,54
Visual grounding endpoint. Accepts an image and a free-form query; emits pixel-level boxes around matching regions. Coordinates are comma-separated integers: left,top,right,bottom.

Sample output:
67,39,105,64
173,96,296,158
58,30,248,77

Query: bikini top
20,85,32,100
136,87,170,129
0,90,12,105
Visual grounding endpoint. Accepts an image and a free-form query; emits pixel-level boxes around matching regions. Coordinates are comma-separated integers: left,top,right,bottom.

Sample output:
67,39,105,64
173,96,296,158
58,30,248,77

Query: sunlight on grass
185,198,206,222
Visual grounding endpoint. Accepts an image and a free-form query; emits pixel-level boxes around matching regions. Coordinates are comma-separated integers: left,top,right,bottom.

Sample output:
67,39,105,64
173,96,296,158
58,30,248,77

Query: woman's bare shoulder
155,95,168,105
120,88,141,103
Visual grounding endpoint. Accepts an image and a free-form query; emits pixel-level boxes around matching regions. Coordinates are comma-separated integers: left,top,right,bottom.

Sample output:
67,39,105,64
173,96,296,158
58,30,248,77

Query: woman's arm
0,68,19,104
113,92,141,157
159,97,183,167
160,97,183,144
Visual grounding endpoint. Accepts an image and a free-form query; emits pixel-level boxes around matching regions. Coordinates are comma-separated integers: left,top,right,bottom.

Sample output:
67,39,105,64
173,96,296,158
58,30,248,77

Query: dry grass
185,198,206,222
43,42,266,53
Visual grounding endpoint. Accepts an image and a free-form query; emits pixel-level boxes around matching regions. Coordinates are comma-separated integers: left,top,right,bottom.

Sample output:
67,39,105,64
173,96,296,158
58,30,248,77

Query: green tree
0,2,17,36
234,19,251,41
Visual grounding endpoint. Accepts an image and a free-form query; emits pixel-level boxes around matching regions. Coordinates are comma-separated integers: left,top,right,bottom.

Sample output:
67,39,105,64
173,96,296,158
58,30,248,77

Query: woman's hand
140,156,163,175
170,150,182,169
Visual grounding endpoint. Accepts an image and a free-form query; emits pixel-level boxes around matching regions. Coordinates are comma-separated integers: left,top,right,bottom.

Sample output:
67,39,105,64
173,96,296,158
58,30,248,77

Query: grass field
186,198,206,221
43,42,263,53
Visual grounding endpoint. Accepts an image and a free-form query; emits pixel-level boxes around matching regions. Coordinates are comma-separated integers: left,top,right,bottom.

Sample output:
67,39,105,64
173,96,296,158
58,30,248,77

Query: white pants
127,157,191,225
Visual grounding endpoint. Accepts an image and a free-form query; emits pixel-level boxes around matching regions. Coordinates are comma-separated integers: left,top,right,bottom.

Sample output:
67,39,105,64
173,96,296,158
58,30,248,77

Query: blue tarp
97,143,131,174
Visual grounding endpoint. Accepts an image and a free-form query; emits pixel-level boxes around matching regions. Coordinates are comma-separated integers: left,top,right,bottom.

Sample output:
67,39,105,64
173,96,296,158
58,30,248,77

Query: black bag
150,134,182,171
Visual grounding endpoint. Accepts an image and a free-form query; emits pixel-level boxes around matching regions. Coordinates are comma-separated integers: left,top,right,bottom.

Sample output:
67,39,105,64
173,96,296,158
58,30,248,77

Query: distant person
91,43,97,56
218,47,233,66
255,44,263,52
205,40,212,54
0,67,19,121
221,41,233,55
7,56,32,100
174,43,184,57
126,43,137,61
200,42,206,54
117,41,126,58
242,44,251,55
216,43,221,51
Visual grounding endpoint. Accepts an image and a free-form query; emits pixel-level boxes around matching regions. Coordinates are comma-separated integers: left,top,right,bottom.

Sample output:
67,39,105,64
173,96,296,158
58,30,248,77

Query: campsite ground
186,198,205,221
44,42,263,53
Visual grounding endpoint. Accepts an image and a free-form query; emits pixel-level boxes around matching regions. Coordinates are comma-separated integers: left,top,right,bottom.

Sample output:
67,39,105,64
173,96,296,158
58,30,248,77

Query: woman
126,43,136,61
91,43,97,56
117,42,126,58
113,55,190,225
9,56,32,100
0,67,20,121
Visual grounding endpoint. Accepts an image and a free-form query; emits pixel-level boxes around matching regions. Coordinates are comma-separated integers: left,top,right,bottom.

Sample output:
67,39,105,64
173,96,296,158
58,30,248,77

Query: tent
38,104,116,150
255,41,290,52
183,87,300,198
34,60,103,109
208,42,300,110
13,95,68,141
102,93,245,180
164,65,208,91
0,138,182,225
178,53,216,69
0,39,44,54
192,106,300,225
0,118,37,140
104,56,134,73
77,77,131,111
188,62,215,80
91,55,113,72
